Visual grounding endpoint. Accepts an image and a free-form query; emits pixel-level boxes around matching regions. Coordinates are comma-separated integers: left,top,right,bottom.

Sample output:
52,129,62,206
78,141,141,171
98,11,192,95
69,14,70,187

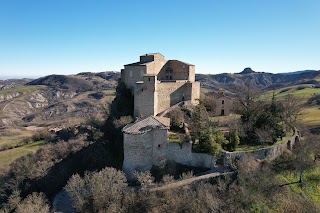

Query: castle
121,53,200,117
121,53,301,179
121,53,203,178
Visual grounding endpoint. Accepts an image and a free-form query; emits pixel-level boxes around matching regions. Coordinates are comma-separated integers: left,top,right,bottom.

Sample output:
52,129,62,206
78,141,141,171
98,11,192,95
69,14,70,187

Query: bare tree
255,126,274,145
281,94,304,128
232,82,264,117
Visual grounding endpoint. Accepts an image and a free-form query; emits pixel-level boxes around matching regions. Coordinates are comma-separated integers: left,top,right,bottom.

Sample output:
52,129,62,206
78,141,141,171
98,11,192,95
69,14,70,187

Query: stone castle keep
121,53,200,117
121,53,201,178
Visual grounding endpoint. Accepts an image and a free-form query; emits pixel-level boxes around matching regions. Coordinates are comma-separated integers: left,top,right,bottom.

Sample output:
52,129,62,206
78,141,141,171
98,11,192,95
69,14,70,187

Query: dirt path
149,171,234,192
2,100,14,111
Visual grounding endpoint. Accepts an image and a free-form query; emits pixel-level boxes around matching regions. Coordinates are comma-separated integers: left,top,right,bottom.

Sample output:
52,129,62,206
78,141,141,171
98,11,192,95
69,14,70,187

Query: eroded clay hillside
196,68,320,91
0,72,119,128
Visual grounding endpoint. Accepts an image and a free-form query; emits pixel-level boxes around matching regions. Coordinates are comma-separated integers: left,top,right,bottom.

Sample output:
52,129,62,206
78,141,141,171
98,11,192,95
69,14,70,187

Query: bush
134,170,155,190
296,86,307,90
307,94,320,105
3,191,50,213
65,167,128,212
9,137,89,181
168,107,185,131
31,129,51,142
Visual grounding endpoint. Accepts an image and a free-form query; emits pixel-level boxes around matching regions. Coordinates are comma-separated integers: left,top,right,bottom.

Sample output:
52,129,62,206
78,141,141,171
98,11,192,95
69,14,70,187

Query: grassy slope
277,168,320,209
264,85,320,128
0,85,47,95
301,106,320,127
236,132,292,151
0,140,44,167
0,129,33,146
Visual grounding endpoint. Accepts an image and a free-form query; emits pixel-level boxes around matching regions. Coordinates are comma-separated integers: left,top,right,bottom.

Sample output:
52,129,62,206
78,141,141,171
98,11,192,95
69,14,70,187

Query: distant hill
196,68,320,91
281,70,318,75
28,72,119,92
0,72,120,128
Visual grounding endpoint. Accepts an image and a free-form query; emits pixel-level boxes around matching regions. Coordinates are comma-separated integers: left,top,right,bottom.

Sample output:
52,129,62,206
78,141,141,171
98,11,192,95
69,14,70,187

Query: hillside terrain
0,72,119,166
0,72,119,129
197,68,320,130
196,67,320,91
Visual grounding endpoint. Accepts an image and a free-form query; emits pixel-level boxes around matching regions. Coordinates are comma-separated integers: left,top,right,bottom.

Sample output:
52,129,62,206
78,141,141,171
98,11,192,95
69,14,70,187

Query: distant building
121,53,200,117
214,88,233,116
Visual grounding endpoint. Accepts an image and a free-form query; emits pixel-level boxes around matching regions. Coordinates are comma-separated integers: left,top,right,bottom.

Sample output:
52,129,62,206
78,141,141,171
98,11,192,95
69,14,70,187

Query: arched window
222,100,225,104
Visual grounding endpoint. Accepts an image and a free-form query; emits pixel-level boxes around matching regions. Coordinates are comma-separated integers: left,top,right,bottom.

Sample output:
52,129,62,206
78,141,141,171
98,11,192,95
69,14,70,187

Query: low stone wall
222,131,300,167
166,142,216,169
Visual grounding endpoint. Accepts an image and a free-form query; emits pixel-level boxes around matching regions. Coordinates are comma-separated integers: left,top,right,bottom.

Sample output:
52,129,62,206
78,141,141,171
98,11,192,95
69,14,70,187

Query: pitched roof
140,53,164,57
122,116,170,135
168,60,194,66
124,61,151,66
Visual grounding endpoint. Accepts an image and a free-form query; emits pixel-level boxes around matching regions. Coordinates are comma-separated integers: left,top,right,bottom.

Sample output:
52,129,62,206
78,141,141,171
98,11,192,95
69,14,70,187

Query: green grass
264,86,320,100
275,132,292,145
0,85,47,95
235,132,291,151
168,135,182,143
0,136,22,145
301,106,320,127
0,140,45,167
0,129,33,147
236,144,267,151
263,85,320,128
277,167,320,208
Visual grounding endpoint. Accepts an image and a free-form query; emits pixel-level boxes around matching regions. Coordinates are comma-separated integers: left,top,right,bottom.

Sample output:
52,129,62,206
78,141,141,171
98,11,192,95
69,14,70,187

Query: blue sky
0,0,319,78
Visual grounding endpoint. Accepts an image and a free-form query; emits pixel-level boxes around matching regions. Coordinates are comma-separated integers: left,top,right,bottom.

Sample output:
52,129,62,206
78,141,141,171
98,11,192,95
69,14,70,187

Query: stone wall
145,56,166,75
121,66,147,90
134,76,157,117
166,142,217,169
124,130,300,179
134,80,200,117
223,133,301,167
156,81,199,114
123,128,168,179
157,60,194,81
157,81,189,114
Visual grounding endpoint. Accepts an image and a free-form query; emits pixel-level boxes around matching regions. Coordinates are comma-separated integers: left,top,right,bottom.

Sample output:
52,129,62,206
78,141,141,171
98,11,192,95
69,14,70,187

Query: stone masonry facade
121,53,200,117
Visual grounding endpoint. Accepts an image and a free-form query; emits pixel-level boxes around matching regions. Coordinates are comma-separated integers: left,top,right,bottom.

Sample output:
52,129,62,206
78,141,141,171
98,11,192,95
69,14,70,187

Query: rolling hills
196,67,320,91
0,72,119,129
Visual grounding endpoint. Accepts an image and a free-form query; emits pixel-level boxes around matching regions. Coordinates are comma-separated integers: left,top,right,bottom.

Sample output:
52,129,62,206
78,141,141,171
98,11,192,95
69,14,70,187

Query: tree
168,107,185,131
65,167,128,212
233,82,264,121
281,94,304,128
229,129,240,151
190,105,222,155
233,83,285,145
